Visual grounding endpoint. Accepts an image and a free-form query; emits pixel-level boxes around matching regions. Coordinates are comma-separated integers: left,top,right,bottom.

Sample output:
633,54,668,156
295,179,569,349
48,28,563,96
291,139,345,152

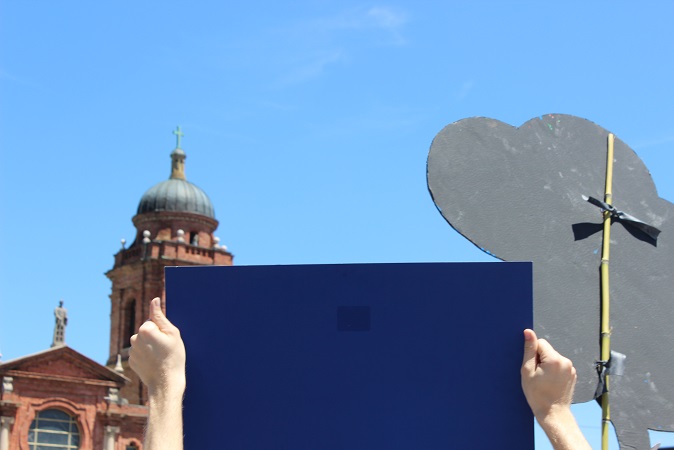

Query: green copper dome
136,143,215,219
137,178,215,219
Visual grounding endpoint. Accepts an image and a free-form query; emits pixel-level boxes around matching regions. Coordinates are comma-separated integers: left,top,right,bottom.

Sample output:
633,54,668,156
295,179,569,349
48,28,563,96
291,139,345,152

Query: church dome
137,178,215,219
136,134,215,219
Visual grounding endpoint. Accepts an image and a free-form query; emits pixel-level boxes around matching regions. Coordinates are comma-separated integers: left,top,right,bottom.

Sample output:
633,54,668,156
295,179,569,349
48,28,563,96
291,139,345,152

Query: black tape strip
583,195,661,241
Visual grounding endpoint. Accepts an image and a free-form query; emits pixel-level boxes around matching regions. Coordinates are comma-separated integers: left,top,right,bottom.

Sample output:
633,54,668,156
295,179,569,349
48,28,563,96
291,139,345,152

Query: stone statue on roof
52,300,67,347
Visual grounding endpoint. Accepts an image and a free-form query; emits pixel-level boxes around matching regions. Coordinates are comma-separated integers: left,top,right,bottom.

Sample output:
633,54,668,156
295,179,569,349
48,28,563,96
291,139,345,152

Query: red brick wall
1,368,146,450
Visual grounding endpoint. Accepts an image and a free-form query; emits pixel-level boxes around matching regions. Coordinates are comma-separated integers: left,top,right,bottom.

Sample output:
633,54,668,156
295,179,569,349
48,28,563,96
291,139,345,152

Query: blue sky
2,1,674,448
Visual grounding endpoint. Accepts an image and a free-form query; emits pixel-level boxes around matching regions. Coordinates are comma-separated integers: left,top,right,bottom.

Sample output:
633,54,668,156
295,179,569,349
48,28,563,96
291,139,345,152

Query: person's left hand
129,297,186,397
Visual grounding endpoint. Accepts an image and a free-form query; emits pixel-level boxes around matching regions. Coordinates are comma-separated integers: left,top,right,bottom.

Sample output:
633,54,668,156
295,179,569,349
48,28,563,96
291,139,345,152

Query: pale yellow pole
601,133,615,450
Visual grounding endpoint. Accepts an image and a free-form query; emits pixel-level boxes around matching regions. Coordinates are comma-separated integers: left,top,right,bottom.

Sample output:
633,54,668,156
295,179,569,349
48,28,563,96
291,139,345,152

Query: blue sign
166,262,533,450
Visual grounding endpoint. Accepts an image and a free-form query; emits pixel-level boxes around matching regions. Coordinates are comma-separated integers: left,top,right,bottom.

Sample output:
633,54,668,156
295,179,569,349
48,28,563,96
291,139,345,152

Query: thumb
522,329,539,373
535,338,557,362
149,297,173,332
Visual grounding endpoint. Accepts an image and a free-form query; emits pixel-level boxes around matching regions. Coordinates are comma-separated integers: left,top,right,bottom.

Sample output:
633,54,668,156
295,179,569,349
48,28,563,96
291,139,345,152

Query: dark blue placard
166,262,533,450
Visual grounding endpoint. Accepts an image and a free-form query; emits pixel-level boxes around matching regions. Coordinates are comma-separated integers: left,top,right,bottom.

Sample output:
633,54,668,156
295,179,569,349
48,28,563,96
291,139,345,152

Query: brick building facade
0,347,146,450
0,133,233,449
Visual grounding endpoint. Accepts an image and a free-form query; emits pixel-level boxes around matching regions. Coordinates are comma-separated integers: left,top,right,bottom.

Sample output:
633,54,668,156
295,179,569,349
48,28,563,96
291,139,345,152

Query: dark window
123,299,136,348
28,409,80,450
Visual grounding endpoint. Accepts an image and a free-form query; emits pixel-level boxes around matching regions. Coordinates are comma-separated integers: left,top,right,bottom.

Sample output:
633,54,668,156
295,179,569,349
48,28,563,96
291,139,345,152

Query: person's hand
521,329,592,450
520,329,576,421
129,297,186,397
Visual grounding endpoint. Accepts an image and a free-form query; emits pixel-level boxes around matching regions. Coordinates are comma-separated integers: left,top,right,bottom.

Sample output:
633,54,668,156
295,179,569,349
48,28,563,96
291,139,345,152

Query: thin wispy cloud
272,6,408,85
257,100,298,113
278,49,347,85
633,134,674,150
317,6,407,30
207,6,409,87
0,68,40,88
456,80,475,100
367,7,407,30
311,6,409,45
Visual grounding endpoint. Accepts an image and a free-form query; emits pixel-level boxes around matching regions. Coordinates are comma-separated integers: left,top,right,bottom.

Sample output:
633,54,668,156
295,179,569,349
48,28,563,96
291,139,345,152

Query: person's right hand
129,297,186,396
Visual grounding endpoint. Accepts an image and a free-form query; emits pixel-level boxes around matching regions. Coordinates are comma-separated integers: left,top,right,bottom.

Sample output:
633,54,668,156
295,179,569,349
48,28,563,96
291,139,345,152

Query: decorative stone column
2,377,13,394
103,426,120,450
0,417,14,450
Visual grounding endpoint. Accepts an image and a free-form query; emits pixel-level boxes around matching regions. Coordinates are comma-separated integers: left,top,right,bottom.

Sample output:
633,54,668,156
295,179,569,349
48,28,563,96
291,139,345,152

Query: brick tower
105,128,233,404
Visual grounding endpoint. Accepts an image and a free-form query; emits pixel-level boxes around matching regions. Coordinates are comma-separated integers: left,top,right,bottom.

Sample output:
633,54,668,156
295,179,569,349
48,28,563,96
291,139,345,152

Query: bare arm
521,329,592,450
129,298,186,450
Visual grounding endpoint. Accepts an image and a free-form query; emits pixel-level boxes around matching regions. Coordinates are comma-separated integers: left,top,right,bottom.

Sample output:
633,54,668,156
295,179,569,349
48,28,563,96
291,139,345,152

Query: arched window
126,443,139,450
122,299,137,349
28,408,80,449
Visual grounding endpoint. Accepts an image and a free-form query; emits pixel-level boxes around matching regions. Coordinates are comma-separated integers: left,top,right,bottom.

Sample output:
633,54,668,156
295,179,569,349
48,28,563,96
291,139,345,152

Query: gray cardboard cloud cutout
427,114,673,450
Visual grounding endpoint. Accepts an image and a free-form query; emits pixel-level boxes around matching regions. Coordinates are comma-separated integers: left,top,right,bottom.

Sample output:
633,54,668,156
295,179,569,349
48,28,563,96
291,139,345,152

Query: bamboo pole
601,133,615,450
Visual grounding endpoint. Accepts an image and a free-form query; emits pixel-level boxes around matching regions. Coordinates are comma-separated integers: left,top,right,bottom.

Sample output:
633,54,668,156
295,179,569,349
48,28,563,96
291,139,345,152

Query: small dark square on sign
337,306,371,331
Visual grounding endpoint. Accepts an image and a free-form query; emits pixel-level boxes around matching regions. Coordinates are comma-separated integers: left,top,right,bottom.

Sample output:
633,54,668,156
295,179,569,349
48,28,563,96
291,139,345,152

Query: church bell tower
105,128,233,404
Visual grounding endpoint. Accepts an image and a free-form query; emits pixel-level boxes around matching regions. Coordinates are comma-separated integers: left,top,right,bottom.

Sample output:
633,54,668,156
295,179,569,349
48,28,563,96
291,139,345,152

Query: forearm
537,407,592,450
145,386,185,450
